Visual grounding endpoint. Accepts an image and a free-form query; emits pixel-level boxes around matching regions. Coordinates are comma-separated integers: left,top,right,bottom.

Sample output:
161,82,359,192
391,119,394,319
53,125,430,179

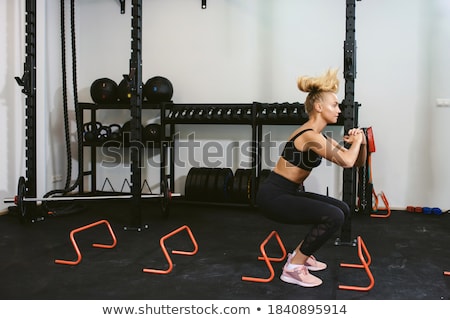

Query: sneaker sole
280,274,322,287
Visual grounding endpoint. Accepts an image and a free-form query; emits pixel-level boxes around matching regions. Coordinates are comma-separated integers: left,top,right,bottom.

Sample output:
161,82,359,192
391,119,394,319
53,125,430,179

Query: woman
256,68,366,287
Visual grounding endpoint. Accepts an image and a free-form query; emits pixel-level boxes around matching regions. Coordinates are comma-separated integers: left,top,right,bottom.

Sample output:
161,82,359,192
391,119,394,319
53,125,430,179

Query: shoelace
286,254,319,270
294,265,309,276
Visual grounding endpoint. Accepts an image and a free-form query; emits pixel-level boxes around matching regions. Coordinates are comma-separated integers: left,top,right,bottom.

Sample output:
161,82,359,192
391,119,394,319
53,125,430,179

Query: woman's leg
295,191,349,256
258,188,348,258
256,175,349,287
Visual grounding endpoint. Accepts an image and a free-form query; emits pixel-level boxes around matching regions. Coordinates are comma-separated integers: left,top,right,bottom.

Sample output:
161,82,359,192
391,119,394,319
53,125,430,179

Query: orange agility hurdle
143,225,198,274
371,189,391,218
55,219,117,266
338,235,374,291
242,230,287,283
444,271,450,276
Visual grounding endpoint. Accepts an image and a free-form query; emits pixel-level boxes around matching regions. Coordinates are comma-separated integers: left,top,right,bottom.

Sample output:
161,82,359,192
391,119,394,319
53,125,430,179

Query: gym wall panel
356,0,440,209
428,0,450,209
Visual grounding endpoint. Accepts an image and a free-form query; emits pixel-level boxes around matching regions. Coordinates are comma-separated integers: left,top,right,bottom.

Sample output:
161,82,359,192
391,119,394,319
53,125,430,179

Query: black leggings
255,171,350,256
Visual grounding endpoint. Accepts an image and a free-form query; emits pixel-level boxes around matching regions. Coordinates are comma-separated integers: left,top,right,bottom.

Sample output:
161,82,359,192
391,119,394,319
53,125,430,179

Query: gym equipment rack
15,0,38,222
336,0,362,246
125,0,144,229
13,0,152,229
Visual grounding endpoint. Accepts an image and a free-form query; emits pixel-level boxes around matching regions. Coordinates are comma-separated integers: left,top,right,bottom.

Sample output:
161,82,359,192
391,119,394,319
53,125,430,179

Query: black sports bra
281,128,323,171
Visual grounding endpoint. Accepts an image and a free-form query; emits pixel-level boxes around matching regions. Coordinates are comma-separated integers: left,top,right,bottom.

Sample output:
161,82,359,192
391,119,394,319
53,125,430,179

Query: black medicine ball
118,79,145,102
144,76,173,103
118,78,132,102
90,78,119,104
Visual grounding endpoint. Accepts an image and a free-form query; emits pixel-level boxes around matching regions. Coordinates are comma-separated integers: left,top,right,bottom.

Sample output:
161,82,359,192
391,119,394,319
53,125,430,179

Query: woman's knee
328,207,346,229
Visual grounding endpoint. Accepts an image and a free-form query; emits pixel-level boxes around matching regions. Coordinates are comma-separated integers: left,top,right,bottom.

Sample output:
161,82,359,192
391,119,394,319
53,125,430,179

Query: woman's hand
343,128,365,145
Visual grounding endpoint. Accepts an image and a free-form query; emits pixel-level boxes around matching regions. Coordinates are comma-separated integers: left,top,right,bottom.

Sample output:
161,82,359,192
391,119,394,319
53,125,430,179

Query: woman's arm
353,143,367,167
306,129,365,168
350,128,367,167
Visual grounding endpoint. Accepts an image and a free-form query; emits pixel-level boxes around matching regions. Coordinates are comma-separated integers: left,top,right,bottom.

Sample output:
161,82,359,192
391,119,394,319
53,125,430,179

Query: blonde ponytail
297,68,339,93
297,68,339,114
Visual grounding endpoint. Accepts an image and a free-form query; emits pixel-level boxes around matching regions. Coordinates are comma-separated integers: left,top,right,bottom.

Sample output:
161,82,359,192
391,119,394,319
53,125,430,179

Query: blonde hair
297,68,339,114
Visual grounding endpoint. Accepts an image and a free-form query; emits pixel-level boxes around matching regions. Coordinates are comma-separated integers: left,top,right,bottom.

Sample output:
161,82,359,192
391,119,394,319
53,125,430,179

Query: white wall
1,0,449,212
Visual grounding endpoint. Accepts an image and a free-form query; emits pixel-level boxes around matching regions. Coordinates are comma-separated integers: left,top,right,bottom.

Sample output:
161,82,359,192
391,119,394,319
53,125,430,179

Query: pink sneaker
305,255,327,271
280,265,323,287
285,253,327,271
283,253,294,269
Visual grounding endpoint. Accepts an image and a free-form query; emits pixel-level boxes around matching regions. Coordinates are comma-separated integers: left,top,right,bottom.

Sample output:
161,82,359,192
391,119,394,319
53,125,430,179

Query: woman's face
317,92,341,123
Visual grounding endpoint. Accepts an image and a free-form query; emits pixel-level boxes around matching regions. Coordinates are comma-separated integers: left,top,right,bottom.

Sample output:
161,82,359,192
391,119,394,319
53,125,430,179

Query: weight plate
233,169,251,203
186,167,210,201
206,168,221,202
189,168,202,201
17,176,28,224
185,167,199,200
246,170,254,203
232,169,244,203
196,168,211,201
215,168,233,202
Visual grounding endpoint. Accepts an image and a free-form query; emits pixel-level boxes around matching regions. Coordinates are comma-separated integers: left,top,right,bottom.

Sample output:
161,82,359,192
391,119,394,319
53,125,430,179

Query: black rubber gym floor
0,201,449,300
